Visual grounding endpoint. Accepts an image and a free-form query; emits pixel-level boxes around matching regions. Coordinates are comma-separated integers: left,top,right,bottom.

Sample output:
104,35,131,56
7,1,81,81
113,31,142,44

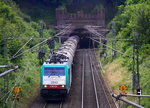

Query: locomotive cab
40,63,70,101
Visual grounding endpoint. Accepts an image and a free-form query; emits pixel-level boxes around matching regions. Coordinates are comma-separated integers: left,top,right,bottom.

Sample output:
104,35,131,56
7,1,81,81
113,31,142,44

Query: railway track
81,50,97,108
81,49,114,108
91,48,118,108
42,102,63,108
30,49,116,108
89,49,112,108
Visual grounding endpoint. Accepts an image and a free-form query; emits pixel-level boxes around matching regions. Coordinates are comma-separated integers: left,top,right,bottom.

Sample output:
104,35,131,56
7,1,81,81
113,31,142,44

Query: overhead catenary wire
10,27,69,60
2,24,73,107
10,38,48,60
10,25,74,107
6,36,133,41
6,37,48,40
11,37,33,60
90,38,133,58
85,25,106,38
10,24,73,60
85,25,134,42
3,25,71,106
92,37,133,41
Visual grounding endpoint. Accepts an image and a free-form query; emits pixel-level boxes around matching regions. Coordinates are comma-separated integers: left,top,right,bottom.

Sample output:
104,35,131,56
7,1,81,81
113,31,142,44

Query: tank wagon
40,36,79,100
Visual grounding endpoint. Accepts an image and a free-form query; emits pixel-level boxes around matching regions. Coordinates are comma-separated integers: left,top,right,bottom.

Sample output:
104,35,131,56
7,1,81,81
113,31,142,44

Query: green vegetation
100,0,150,107
0,0,55,107
0,0,149,107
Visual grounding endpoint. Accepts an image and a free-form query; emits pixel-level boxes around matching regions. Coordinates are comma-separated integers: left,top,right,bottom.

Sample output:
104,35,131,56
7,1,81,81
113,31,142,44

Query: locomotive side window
44,67,65,76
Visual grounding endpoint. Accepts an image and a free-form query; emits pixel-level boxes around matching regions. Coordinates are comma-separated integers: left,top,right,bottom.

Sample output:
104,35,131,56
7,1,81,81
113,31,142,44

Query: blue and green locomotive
40,36,79,100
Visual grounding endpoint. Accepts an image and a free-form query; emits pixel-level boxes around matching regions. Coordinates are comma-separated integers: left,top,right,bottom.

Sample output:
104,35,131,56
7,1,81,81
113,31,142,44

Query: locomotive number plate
51,81,58,84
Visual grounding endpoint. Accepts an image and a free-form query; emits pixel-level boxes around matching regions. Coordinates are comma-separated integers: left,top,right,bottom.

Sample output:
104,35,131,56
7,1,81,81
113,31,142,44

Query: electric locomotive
40,36,79,100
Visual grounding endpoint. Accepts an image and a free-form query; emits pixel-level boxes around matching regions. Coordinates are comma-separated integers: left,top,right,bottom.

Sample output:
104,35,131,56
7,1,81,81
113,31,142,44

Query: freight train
40,36,79,100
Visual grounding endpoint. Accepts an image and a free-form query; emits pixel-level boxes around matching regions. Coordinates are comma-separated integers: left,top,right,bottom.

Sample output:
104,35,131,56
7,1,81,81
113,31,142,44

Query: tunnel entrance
79,37,93,49
70,28,97,49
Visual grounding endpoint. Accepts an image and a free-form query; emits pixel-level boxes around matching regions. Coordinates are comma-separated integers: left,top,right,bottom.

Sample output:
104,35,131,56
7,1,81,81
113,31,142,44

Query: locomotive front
40,63,68,100
40,36,79,101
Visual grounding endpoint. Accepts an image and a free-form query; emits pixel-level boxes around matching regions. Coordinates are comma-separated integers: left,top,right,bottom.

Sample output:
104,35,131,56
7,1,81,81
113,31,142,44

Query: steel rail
81,52,85,108
59,102,63,108
92,49,112,108
89,52,100,108
42,101,63,108
93,48,118,108
42,103,47,108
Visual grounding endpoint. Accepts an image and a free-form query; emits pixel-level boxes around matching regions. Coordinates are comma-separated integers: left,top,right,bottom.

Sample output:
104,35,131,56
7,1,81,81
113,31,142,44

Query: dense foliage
0,0,149,107
105,0,150,107
0,1,54,107
110,0,150,67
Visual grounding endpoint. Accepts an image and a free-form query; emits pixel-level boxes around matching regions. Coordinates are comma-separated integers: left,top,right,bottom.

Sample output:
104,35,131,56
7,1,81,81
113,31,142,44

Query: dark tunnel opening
70,28,98,49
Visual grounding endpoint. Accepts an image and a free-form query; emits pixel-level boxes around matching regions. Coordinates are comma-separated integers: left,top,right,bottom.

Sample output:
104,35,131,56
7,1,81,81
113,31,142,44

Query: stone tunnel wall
56,9,105,28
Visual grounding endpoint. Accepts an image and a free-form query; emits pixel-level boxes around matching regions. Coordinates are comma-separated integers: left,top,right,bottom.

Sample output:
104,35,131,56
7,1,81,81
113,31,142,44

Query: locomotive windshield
44,67,65,76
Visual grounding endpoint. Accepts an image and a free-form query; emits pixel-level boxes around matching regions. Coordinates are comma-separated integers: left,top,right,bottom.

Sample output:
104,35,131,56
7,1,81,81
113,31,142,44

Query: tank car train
40,36,79,100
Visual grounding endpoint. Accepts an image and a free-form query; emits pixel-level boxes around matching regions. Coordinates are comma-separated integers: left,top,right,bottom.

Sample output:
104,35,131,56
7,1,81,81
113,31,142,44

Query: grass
103,58,131,94
100,51,150,107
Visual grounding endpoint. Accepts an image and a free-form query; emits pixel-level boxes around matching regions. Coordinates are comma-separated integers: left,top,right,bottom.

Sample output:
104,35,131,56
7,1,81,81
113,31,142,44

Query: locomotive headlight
62,85,65,88
44,85,47,88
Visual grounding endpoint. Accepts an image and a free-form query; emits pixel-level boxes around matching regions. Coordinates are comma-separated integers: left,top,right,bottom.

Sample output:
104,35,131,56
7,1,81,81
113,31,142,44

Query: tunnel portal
70,28,97,49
